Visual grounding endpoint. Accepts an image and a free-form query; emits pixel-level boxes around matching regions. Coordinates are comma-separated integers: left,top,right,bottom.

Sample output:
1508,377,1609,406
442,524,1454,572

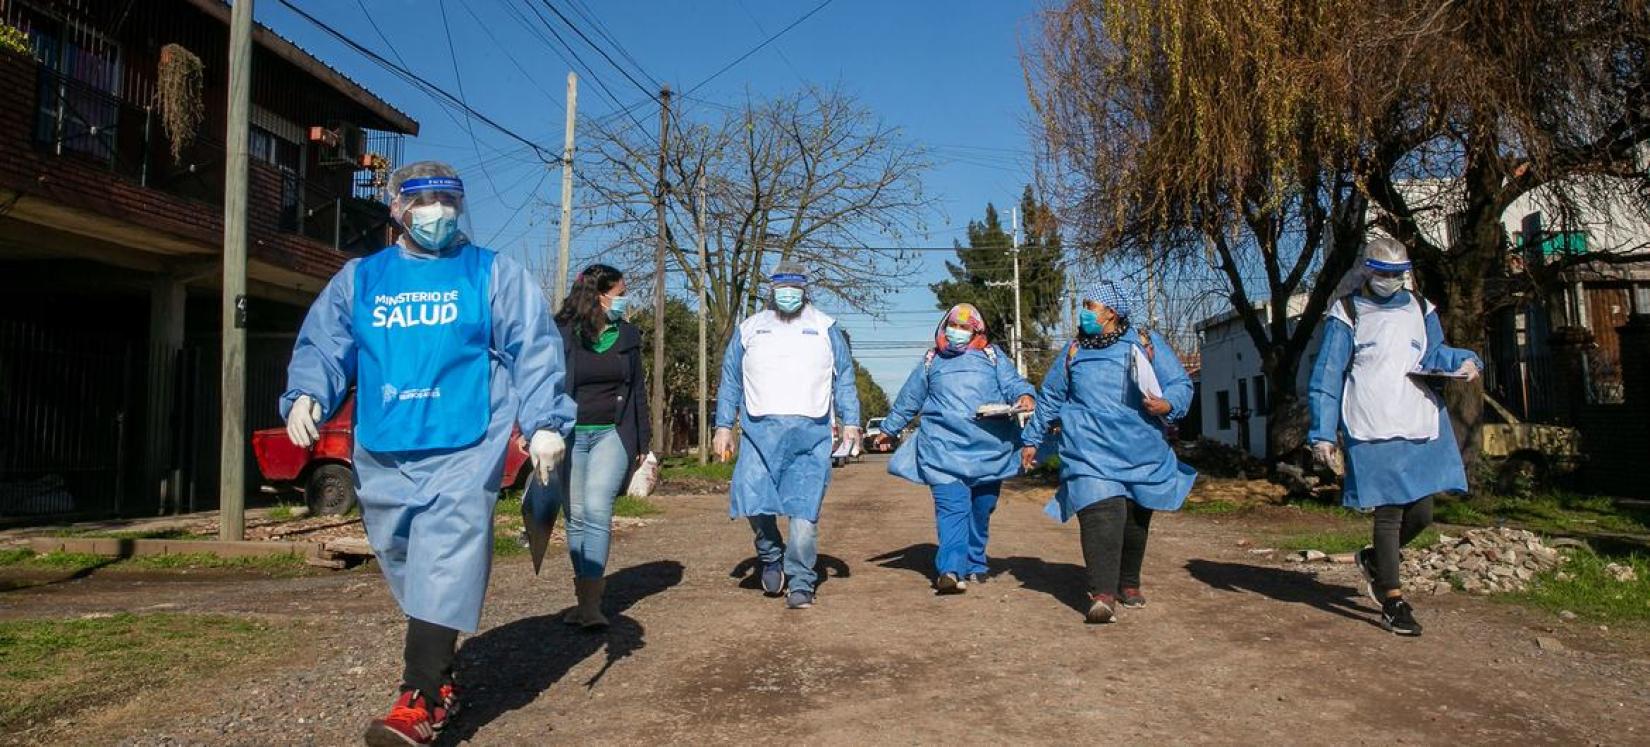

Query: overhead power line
683,0,835,97
280,0,562,163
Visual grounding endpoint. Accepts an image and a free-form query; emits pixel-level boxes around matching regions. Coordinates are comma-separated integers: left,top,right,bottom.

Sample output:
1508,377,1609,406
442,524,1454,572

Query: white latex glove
286,394,322,448
1311,441,1343,476
529,430,567,485
842,426,863,454
1455,359,1481,382
713,427,734,462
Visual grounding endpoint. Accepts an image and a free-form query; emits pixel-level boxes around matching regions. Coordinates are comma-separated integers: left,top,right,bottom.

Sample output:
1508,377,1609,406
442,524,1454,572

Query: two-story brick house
0,0,418,520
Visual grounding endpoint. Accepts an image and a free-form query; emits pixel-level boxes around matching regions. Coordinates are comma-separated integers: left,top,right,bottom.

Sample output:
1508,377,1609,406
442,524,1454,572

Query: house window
1254,375,1269,415
1216,390,1231,430
249,126,300,172
1238,380,1250,414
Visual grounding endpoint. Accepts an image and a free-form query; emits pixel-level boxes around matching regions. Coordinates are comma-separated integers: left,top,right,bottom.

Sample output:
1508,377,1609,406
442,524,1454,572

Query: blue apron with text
352,244,493,452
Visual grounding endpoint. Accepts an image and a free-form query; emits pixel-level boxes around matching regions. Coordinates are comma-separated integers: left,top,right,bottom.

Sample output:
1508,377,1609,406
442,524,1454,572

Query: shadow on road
865,542,936,581
0,557,120,594
997,554,1091,614
1184,559,1380,626
728,554,851,592
440,559,684,745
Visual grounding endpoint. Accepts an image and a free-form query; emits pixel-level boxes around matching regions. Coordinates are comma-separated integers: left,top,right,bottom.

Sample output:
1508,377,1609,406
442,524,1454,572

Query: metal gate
0,319,134,520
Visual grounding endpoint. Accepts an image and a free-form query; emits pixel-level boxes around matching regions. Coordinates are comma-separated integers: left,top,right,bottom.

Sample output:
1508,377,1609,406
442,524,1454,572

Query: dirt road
9,457,1650,745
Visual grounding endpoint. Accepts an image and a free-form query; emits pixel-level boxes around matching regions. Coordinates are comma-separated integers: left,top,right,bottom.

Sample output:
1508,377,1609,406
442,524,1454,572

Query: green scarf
582,324,619,353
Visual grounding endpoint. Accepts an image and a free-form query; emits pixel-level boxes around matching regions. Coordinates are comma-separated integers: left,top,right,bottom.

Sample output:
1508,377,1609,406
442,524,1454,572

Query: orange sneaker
363,690,436,746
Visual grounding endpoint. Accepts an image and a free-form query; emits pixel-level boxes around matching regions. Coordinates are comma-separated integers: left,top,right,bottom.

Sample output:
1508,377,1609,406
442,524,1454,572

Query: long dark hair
556,264,623,341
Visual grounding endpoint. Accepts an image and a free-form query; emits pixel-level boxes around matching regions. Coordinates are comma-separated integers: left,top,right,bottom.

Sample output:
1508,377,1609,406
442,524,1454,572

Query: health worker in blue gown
1020,281,1196,625
882,303,1035,594
1308,237,1481,638
279,161,575,745
712,262,860,611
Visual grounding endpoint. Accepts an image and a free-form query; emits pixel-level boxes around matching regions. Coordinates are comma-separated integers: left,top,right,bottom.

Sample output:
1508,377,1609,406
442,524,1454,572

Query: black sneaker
1381,597,1423,636
1086,593,1116,624
1354,547,1379,606
934,572,967,594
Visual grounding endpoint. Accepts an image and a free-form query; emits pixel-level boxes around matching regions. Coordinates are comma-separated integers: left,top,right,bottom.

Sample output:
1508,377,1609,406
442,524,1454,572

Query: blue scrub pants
930,480,999,578
566,427,630,579
749,515,819,593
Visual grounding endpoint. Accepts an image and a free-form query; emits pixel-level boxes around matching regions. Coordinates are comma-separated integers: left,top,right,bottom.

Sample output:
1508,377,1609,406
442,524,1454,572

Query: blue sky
262,0,1041,396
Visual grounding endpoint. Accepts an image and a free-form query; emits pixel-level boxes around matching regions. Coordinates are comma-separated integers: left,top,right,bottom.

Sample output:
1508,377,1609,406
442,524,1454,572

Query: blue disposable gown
279,244,575,633
882,346,1035,486
1308,291,1481,509
715,320,859,523
1021,331,1197,520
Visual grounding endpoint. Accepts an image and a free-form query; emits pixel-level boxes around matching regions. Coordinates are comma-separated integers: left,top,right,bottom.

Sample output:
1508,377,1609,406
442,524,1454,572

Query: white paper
1133,347,1162,399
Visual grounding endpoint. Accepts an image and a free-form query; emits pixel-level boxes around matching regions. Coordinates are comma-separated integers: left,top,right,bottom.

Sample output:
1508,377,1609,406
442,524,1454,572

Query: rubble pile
1400,527,1566,596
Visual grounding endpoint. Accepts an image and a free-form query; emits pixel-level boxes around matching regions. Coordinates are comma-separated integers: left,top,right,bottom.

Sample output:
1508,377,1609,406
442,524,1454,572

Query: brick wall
0,50,346,285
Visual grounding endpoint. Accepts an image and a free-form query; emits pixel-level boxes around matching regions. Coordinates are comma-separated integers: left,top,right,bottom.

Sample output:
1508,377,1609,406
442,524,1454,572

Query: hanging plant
155,43,205,164
0,23,29,55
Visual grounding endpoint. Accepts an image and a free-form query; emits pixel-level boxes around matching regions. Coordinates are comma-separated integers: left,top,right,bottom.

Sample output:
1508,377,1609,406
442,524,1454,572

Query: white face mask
1368,274,1406,298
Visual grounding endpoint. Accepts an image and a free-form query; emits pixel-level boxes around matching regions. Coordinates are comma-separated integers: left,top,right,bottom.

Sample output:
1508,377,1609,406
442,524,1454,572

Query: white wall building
1194,295,1320,458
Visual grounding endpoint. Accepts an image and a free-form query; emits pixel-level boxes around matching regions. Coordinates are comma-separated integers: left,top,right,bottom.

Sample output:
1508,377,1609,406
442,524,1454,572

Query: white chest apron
739,307,836,418
1328,295,1440,441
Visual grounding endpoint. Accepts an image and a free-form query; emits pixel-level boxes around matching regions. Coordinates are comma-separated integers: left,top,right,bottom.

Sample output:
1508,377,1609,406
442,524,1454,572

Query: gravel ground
6,457,1650,745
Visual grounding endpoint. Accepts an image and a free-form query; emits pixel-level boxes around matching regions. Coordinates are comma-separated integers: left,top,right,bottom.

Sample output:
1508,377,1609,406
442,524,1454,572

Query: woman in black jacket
532,264,649,629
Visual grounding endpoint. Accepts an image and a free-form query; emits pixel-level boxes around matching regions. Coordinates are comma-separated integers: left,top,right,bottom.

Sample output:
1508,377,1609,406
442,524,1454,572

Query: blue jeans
565,427,630,578
749,515,819,593
930,480,1000,578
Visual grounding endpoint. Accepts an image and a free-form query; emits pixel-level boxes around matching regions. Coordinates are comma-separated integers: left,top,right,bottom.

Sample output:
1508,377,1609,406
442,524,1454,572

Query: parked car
250,393,531,515
864,416,899,453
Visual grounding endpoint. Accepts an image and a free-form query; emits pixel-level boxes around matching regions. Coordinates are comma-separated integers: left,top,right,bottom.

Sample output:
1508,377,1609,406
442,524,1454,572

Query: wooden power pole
696,172,708,464
553,72,578,308
650,86,671,454
219,0,254,540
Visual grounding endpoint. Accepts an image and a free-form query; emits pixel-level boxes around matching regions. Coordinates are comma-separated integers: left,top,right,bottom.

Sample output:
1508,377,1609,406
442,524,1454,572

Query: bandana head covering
1086,280,1132,319
934,303,991,354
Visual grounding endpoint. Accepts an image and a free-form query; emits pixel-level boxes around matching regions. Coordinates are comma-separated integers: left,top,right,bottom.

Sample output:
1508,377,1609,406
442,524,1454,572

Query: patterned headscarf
1086,280,1132,318
934,303,991,354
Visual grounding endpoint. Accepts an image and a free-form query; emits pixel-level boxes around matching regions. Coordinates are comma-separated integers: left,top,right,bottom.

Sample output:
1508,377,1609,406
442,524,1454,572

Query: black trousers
402,617,459,698
1372,496,1434,594
1076,496,1154,597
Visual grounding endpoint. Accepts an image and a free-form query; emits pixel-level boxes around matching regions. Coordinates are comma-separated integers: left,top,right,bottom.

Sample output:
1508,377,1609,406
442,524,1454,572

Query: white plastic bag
626,451,660,497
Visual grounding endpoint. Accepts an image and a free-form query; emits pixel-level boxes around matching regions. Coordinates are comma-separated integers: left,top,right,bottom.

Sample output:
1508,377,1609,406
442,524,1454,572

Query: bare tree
1025,0,1367,464
577,86,934,344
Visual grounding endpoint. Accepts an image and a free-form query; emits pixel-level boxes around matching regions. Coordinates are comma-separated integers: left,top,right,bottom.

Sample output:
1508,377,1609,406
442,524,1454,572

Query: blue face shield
606,295,629,320
944,327,975,348
774,287,805,313
1079,308,1104,336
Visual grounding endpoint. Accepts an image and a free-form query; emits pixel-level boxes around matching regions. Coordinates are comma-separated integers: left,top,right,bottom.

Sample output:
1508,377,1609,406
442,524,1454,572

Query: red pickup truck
251,394,532,515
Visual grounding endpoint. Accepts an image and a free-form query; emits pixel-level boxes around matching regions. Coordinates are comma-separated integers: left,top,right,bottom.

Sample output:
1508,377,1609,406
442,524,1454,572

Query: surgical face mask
774,287,805,313
944,327,974,348
1079,309,1104,336
1368,274,1406,298
606,295,629,321
405,203,459,251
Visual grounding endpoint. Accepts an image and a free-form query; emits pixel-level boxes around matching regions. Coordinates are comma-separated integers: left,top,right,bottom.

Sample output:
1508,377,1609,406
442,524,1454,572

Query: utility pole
696,173,709,464
219,0,253,541
1011,206,1025,375
553,72,578,308
650,86,671,455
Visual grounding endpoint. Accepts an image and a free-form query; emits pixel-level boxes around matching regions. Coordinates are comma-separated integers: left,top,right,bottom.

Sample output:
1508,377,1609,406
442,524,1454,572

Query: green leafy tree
853,359,890,424
631,297,722,456
930,187,1065,381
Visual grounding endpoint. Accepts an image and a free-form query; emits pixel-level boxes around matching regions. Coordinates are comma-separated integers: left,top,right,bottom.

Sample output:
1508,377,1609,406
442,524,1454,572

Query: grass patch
493,531,528,557
0,550,307,576
266,503,304,521
660,458,733,483
1437,490,1650,540
1267,527,1441,555
0,612,293,732
1182,499,1247,516
60,527,200,540
614,495,661,518
1505,551,1650,624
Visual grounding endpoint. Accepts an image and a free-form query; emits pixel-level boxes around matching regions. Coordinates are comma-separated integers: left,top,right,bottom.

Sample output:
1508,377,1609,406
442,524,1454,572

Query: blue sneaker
760,560,785,596
785,590,814,609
